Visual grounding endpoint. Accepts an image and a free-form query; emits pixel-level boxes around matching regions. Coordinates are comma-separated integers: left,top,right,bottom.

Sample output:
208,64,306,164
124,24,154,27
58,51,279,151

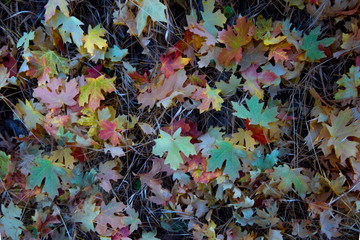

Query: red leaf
160,51,190,78
128,71,149,85
99,120,123,146
3,53,17,77
244,118,269,144
161,119,201,143
86,64,102,78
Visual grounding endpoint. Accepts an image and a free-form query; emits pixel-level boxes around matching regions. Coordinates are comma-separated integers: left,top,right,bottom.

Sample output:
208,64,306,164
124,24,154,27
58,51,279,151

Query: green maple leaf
252,149,279,171
27,157,67,199
0,202,24,239
50,10,84,48
56,126,75,145
153,128,196,170
17,31,34,50
73,197,99,232
335,65,360,99
136,0,167,35
301,26,334,62
232,95,278,129
201,0,226,36
207,140,247,180
270,164,310,198
106,45,128,62
0,151,10,179
215,74,241,96
124,207,141,233
140,230,160,240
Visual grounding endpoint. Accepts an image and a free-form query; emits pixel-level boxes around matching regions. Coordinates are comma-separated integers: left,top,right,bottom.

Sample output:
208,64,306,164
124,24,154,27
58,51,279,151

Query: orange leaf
218,17,255,66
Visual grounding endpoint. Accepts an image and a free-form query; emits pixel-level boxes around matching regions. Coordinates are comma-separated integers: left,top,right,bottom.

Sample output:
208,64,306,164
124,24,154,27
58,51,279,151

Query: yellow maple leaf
82,24,108,56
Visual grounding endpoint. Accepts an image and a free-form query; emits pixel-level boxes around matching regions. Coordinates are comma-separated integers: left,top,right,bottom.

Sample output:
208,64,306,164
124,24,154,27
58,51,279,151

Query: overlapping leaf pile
0,0,360,239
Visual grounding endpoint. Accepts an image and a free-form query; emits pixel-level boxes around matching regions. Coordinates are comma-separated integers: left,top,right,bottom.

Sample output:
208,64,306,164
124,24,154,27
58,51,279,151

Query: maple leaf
140,230,160,240
292,220,314,239
301,26,334,62
186,154,221,184
0,65,10,90
218,16,255,66
94,198,126,235
138,70,195,109
0,202,24,239
160,51,190,78
128,71,149,86
3,52,17,77
237,42,268,71
77,108,99,137
337,19,360,58
50,11,84,48
82,24,108,56
188,22,218,46
252,149,279,171
97,160,122,192
33,77,79,109
44,0,69,22
195,126,223,157
325,175,346,195
270,164,310,197
73,196,100,232
99,120,124,146
15,99,44,130
32,210,60,237
254,16,273,41
104,143,125,158
190,70,207,87
232,95,278,129
207,140,247,180
335,65,360,99
215,74,241,96
231,128,257,150
161,119,201,144
56,125,74,145
146,179,172,206
153,128,196,170
79,75,116,111
244,118,269,145
192,84,224,113
241,64,278,99
113,1,138,35
44,112,69,137
17,31,34,50
325,108,360,161
0,151,10,179
123,207,141,233
268,41,292,62
27,50,70,85
26,55,50,85
49,146,76,169
135,0,167,35
201,0,226,36
106,45,128,62
27,157,67,199
319,210,342,239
